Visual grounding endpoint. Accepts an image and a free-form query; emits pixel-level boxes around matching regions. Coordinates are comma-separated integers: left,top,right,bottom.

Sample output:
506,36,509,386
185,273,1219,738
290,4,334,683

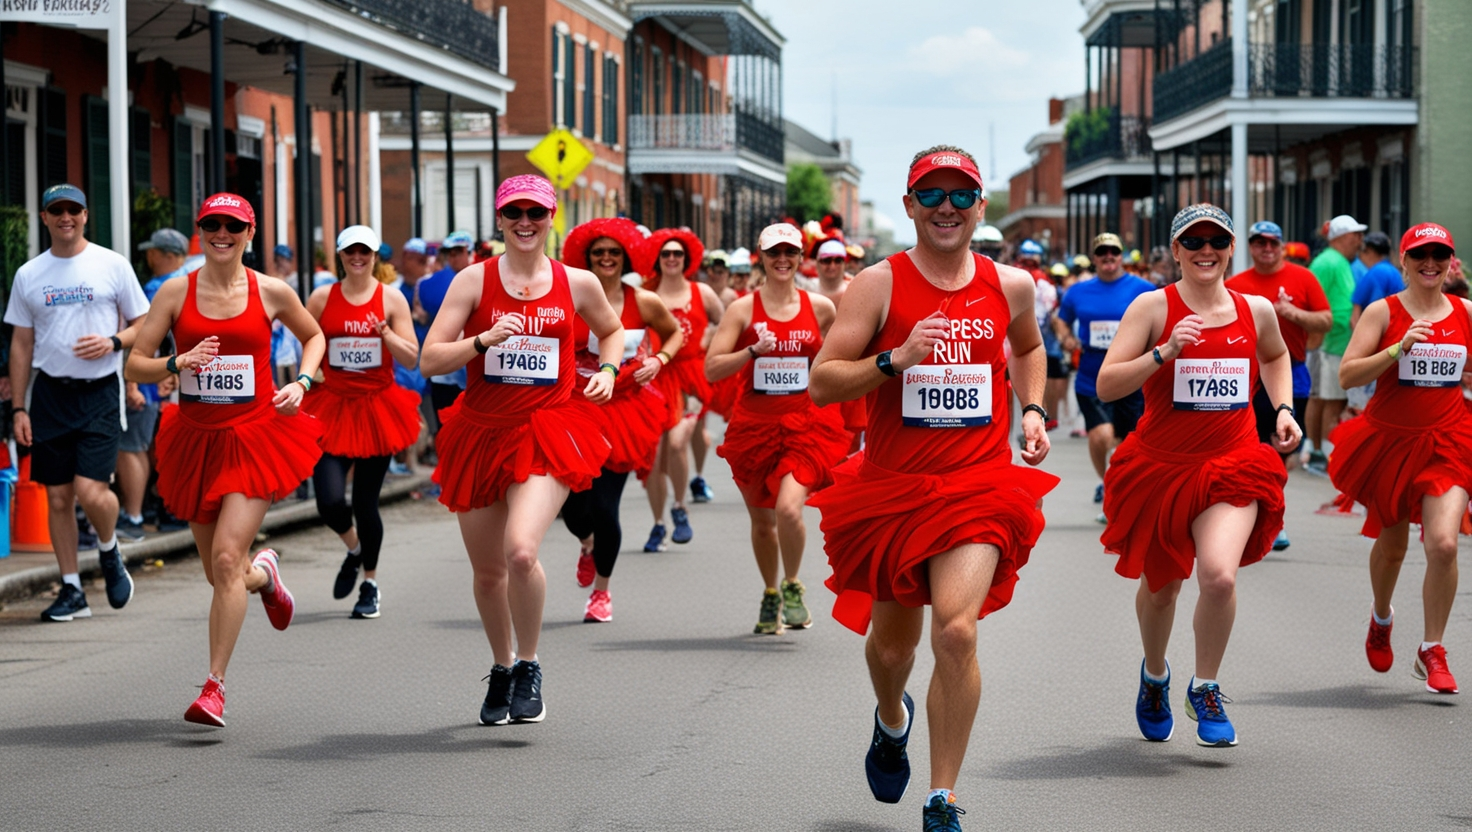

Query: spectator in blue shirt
1350,231,1405,327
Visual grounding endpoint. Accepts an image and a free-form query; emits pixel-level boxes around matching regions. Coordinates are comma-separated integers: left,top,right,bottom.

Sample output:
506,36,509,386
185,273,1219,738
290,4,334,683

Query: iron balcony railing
628,112,784,165
1065,112,1153,169
1153,38,1233,123
324,0,500,72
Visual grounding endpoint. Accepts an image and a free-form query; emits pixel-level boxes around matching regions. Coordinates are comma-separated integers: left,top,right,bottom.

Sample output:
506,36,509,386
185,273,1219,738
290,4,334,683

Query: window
603,56,620,145
691,71,703,113
552,27,565,127
565,35,578,131
584,44,597,140
672,61,683,115
652,50,664,116
630,40,644,116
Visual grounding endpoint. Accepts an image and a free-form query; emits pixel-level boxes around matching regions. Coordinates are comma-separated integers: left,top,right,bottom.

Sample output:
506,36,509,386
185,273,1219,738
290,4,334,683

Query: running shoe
387,460,413,477
1095,512,1108,525
479,665,514,725
865,691,914,803
1135,659,1173,742
1272,530,1291,551
644,523,668,553
1093,483,1104,504
184,676,226,727
754,588,783,635
510,660,546,723
922,793,966,831
584,589,612,623
40,584,91,622
1413,644,1459,694
1365,611,1393,673
670,506,693,544
690,476,714,503
333,552,362,600
115,516,146,543
1045,419,1059,432
156,510,190,533
352,580,381,619
780,578,812,629
575,550,595,588
98,545,134,609
1185,681,1238,747
252,550,295,631
1303,450,1329,477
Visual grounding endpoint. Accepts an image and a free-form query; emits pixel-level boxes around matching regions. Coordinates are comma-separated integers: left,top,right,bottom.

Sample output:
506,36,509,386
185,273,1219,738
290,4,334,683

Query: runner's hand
1399,319,1433,351
13,410,31,446
1161,314,1204,361
1019,409,1051,466
751,327,778,356
583,368,615,404
157,375,178,397
72,334,115,360
633,356,662,384
1273,407,1303,454
176,337,221,372
483,313,524,348
125,383,146,411
893,312,951,371
273,379,305,415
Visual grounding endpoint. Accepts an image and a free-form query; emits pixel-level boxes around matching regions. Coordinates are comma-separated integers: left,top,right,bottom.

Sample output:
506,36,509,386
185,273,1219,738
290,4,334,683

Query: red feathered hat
562,217,650,275
641,227,705,280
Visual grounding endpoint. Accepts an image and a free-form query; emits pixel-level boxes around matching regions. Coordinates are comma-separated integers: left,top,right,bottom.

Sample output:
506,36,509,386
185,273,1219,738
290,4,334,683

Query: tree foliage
786,163,831,223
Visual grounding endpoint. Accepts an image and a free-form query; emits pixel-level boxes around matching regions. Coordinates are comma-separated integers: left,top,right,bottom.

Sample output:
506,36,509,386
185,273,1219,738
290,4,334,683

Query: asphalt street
2,413,1469,831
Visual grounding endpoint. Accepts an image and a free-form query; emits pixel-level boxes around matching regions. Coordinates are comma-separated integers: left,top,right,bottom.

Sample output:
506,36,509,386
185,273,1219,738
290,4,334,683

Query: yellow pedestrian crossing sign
526,129,594,190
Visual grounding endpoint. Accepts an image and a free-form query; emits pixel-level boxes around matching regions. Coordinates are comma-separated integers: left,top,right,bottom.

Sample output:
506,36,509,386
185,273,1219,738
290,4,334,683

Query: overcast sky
752,0,1088,243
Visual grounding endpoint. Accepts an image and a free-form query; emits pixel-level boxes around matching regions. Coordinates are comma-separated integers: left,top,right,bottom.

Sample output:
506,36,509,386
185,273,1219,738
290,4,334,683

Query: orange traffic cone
12,455,52,553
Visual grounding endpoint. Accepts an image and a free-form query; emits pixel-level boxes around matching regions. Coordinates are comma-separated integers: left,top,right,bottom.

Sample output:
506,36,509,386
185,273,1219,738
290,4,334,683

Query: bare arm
810,262,904,407
420,264,490,378
705,295,757,383
997,264,1049,465
1250,295,1302,452
125,279,207,384
379,286,421,370
9,326,33,445
1338,299,1401,389
1096,291,1173,402
569,267,622,405
631,288,683,384
811,292,838,336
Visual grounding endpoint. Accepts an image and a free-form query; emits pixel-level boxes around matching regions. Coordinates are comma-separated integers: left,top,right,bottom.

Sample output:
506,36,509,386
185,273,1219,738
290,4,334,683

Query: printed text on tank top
585,285,646,362
178,269,270,407
484,282,567,386
901,272,998,428
1163,288,1255,412
750,291,819,395
326,285,384,372
1392,297,1467,387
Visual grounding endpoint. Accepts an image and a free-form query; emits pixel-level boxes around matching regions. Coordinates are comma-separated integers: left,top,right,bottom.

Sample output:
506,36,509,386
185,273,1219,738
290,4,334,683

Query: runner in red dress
707,223,849,635
420,175,623,726
1097,203,1300,748
809,147,1056,829
126,193,326,727
1331,222,1470,695
303,225,422,619
559,217,684,622
813,237,867,451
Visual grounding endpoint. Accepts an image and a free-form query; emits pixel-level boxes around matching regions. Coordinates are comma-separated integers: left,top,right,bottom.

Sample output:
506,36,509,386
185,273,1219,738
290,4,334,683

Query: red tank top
658,279,707,363
1365,295,1471,430
462,256,577,419
732,289,824,416
573,284,648,392
865,252,1010,472
1133,284,1259,456
173,269,275,426
319,282,394,396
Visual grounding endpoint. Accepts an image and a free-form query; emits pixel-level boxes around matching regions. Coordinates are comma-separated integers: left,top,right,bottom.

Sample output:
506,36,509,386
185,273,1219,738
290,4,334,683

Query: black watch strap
1021,403,1048,422
876,350,898,377
110,335,123,352
1275,403,1295,416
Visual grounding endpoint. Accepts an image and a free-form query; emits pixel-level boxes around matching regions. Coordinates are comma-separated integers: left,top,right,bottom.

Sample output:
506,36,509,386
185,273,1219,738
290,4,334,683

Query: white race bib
902,363,993,427
485,335,559,386
1399,343,1467,387
181,355,256,404
1173,358,1250,411
753,356,809,395
328,336,382,370
588,328,645,362
1088,320,1120,350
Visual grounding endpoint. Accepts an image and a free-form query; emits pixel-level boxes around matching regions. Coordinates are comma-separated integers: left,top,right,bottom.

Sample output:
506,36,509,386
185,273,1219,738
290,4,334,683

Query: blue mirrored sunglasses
910,188,981,210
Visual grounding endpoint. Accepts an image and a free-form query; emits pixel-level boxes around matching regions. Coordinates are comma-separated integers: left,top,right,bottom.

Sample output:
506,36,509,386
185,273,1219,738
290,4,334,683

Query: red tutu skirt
651,357,711,425
811,453,1059,635
301,383,422,458
1102,436,1286,592
704,373,742,421
155,403,325,524
1328,413,1472,537
602,383,669,477
432,396,611,512
718,401,851,508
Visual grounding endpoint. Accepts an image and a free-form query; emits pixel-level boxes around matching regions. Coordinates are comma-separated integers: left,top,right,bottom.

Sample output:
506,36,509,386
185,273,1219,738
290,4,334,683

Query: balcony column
210,11,227,193
1231,120,1248,272
1231,0,1248,98
445,94,455,233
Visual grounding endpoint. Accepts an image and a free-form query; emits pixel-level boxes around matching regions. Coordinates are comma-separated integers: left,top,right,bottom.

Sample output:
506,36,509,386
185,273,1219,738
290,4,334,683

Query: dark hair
910,144,978,167
1363,232,1392,255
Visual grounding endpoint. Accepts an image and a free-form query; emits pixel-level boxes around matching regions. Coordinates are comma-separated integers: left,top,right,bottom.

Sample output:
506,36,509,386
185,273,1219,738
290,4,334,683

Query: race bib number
328,336,382,370
1173,358,1250,411
485,335,559,385
181,355,256,404
753,356,809,395
587,328,645,362
902,364,993,427
1399,343,1467,387
1088,320,1120,350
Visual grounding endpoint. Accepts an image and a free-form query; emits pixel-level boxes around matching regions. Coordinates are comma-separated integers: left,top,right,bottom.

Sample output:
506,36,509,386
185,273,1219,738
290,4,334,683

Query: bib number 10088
901,364,993,427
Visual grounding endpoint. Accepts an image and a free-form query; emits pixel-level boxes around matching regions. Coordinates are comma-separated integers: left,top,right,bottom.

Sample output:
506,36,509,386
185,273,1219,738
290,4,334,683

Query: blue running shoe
1185,681,1238,747
1135,659,1173,741
922,793,966,831
670,507,693,544
98,545,134,610
644,523,667,552
865,691,913,803
1093,483,1104,504
690,476,714,503
1272,529,1291,551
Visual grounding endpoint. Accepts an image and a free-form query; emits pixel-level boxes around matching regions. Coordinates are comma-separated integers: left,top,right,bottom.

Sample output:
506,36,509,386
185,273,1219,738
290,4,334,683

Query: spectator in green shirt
1303,214,1366,475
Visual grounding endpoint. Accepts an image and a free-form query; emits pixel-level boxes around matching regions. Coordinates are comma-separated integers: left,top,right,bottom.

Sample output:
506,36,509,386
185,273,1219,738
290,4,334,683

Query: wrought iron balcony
1153,38,1233,123
1065,111,1153,169
324,0,500,72
628,113,783,165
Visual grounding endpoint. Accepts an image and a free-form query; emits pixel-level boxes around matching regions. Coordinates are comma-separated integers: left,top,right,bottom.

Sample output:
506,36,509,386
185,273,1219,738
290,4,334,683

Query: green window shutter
171,117,193,234
130,108,151,196
83,96,112,249
38,87,67,190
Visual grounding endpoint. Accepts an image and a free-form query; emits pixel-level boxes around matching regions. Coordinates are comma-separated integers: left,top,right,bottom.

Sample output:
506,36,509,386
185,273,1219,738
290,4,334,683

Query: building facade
1000,97,1073,259
783,118,862,236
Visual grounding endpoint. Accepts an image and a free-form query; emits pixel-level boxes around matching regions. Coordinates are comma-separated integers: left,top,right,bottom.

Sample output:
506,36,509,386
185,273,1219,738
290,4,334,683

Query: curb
0,475,433,604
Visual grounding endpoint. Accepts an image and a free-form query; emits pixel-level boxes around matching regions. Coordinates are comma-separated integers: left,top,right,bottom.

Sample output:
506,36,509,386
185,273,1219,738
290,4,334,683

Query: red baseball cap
907,150,983,191
1400,222,1455,255
197,192,256,226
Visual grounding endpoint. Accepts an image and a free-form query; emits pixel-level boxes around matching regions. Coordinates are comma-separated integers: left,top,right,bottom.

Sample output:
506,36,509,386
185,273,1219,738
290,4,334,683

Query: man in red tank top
810,146,1055,830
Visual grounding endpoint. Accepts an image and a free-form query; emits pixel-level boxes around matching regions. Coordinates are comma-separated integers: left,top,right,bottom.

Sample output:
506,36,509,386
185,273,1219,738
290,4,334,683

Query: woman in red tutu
1097,203,1300,747
558,217,683,622
302,225,421,619
707,223,849,634
420,175,623,725
1331,222,1470,695
126,192,326,727
640,228,724,551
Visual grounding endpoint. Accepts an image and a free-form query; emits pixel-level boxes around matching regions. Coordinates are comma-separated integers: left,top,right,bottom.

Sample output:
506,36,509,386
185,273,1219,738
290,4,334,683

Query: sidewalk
0,474,432,603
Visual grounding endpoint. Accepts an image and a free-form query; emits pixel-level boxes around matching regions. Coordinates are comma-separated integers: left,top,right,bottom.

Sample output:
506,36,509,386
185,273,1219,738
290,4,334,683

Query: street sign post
525,129,594,246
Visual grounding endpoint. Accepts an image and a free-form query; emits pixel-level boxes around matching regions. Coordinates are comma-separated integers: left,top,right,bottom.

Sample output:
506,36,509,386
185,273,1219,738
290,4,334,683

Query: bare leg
773,473,808,582
1368,521,1410,622
1318,399,1346,448
926,543,1000,791
45,483,80,575
691,412,710,477
1190,501,1258,680
867,600,924,730
1137,578,1183,678
499,475,568,661
74,475,118,543
1419,488,1466,643
646,436,669,524
744,502,779,589
458,502,514,667
1305,397,1324,448
192,494,273,681
664,415,696,511
117,451,150,518
1086,424,1116,481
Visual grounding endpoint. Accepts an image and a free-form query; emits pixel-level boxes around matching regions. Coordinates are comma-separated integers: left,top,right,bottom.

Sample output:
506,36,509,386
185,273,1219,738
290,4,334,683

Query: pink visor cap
495,175,557,214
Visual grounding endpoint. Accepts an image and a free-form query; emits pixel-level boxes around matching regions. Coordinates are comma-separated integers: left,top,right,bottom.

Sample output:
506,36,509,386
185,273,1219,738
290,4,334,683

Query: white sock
62,573,82,590
878,703,910,739
97,536,118,552
1373,607,1393,626
1421,641,1441,652
124,513,143,524
927,789,952,805
347,543,362,556
363,578,377,587
1144,664,1169,683
1192,676,1217,690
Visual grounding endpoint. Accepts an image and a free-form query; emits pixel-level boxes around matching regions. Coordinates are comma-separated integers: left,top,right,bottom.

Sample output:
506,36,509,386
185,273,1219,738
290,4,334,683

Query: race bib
587,328,645,362
485,335,559,385
1173,358,1250,411
902,364,993,427
1399,343,1467,387
753,356,809,395
1088,320,1120,350
180,355,256,404
328,336,382,370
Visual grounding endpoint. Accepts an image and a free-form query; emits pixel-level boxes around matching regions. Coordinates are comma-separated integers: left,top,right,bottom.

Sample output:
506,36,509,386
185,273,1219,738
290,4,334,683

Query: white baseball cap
336,225,382,252
816,239,848,259
1327,215,1368,241
758,223,803,251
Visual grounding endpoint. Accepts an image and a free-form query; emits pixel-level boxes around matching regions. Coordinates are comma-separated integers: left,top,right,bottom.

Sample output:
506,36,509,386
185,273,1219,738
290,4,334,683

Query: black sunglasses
910,188,982,210
1404,245,1454,262
588,246,623,259
46,204,84,217
818,256,846,264
1177,235,1233,251
1093,247,1122,257
499,205,550,221
198,218,250,234
660,249,686,259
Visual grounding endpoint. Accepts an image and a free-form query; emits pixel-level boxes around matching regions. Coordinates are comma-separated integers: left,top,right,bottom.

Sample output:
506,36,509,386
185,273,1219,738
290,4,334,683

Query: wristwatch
876,350,898,377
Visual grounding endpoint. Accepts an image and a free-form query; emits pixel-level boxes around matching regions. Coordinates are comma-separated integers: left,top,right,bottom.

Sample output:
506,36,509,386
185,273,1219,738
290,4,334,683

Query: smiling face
1248,236,1283,272
659,242,688,278
497,200,551,254
198,214,255,266
586,236,626,282
817,253,846,281
1092,246,1124,280
339,243,376,277
761,244,801,283
1171,221,1234,285
41,201,87,248
904,169,984,256
1400,244,1454,291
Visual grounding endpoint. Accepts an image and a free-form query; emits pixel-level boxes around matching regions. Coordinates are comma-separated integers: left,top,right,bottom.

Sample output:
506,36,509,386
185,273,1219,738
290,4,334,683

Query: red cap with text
907,150,983,191
1400,222,1455,255
197,192,256,225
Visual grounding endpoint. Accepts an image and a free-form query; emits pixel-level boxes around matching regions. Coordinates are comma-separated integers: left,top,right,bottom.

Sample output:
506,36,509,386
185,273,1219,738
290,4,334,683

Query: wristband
110,335,123,352
1387,342,1403,360
875,350,898,377
166,355,180,374
657,351,672,365
599,363,618,377
1021,403,1049,422
1275,403,1295,417
473,333,490,354
1152,347,1165,365
295,374,313,391
747,345,759,360
11,407,24,415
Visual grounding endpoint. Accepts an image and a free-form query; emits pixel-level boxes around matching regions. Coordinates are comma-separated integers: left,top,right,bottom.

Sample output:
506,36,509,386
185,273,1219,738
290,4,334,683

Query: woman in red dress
1097,203,1300,747
559,217,684,622
126,193,326,727
420,175,623,725
1331,222,1470,695
707,223,849,634
303,225,421,619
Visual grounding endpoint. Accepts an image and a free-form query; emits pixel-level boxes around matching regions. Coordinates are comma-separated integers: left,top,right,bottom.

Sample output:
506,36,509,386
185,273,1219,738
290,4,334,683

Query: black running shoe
98,546,134,610
351,581,380,619
41,584,91,622
479,665,514,726
865,691,914,803
333,553,362,600
114,516,146,543
510,660,545,723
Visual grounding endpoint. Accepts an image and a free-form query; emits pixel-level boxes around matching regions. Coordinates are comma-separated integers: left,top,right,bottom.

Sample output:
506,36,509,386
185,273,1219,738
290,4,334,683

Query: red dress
432,257,610,511
716,291,851,508
811,252,1059,635
572,284,670,478
1101,285,1286,591
1329,295,1472,536
301,282,422,458
650,279,712,424
155,269,324,524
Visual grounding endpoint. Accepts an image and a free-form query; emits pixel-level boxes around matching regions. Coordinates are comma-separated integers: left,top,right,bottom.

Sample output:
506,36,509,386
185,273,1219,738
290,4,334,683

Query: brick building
998,97,1072,259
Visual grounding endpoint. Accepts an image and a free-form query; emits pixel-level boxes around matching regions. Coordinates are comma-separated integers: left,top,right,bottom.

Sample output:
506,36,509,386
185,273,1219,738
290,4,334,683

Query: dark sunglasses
1177,235,1233,251
818,256,846,264
499,205,550,221
1404,245,1454,262
1093,247,1122,257
766,246,802,258
340,244,375,257
660,249,686,259
588,246,623,259
46,204,84,217
910,188,982,210
198,218,250,234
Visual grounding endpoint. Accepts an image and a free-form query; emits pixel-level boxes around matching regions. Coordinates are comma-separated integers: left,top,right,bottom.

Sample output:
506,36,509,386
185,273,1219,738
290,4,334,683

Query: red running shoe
1365,613,1393,673
1414,644,1459,694
253,549,294,631
184,676,226,727
584,589,612,623
575,550,595,589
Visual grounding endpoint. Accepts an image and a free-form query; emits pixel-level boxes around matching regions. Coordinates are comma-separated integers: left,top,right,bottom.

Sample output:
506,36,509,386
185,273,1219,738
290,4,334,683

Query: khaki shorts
1313,351,1346,400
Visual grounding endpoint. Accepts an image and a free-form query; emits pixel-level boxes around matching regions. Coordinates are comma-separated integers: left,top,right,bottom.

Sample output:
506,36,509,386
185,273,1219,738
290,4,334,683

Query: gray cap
138,228,189,254
42,183,87,210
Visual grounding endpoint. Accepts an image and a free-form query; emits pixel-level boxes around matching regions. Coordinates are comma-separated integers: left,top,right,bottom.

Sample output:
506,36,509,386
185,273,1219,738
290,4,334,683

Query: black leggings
313,454,392,571
561,469,630,579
